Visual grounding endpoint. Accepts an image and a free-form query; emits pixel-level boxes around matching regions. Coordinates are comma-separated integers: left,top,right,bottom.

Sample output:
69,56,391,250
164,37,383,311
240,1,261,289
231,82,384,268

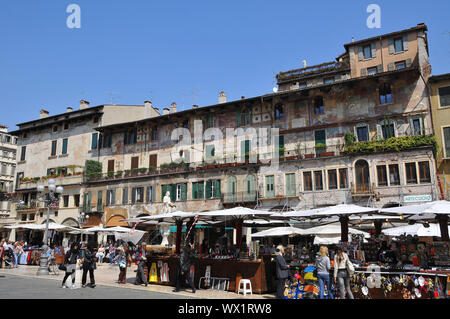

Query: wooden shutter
388,39,394,54
87,191,92,212
361,68,367,76
92,133,98,150
51,140,57,156
97,191,103,211
108,160,115,173
376,124,383,139
149,154,157,168
83,193,87,212
403,35,409,51
358,46,363,61
131,157,139,170
371,42,376,58
111,189,115,205
170,184,177,202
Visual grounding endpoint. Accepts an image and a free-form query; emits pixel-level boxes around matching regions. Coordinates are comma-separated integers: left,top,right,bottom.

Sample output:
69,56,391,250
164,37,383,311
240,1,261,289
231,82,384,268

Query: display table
144,255,276,294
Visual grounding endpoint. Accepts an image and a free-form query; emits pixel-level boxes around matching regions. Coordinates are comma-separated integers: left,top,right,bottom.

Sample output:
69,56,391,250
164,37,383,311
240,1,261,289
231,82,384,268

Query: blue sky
1,0,449,130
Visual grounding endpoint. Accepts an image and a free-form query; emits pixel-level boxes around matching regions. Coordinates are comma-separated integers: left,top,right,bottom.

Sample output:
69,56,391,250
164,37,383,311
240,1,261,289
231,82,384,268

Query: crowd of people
275,244,354,299
0,239,25,268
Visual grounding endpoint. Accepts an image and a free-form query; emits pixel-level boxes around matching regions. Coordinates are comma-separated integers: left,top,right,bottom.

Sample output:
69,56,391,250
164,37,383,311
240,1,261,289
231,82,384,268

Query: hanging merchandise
149,262,158,283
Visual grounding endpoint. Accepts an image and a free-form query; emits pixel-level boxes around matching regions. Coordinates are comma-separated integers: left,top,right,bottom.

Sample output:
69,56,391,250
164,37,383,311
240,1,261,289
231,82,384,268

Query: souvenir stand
131,208,279,294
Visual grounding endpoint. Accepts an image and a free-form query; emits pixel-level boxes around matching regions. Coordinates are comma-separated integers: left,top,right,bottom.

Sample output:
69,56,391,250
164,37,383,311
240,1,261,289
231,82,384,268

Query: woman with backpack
61,242,81,289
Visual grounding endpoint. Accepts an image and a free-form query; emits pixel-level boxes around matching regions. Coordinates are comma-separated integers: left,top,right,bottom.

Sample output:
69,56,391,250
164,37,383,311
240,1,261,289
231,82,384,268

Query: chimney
352,37,355,43
80,100,90,110
66,107,73,113
241,96,245,100
170,102,177,114
162,108,170,115
192,105,198,109
144,101,153,118
218,91,227,104
302,60,307,68
40,109,49,119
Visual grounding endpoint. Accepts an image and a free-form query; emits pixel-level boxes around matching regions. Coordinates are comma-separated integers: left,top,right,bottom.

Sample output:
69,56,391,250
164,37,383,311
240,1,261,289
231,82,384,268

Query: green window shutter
111,189,115,205
62,138,68,155
286,174,296,197
214,180,221,198
205,145,215,160
192,182,197,199
92,133,98,150
51,140,57,156
87,191,92,212
236,110,241,127
83,193,87,212
181,183,187,201
170,184,177,202
152,186,156,202
205,180,212,199
265,176,274,198
198,182,204,199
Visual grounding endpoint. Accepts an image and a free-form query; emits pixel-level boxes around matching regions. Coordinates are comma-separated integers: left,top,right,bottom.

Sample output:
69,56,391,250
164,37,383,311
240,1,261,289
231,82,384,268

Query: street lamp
78,212,90,243
36,179,63,276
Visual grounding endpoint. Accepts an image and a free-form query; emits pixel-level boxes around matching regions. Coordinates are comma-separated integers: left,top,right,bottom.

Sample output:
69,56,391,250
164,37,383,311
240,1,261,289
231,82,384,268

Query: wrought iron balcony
223,191,257,204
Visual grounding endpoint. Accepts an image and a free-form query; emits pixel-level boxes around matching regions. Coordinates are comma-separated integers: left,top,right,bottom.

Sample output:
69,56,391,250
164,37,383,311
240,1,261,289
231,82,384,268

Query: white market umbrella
251,227,306,238
382,223,448,237
313,234,368,245
105,226,133,233
299,224,370,238
197,207,273,221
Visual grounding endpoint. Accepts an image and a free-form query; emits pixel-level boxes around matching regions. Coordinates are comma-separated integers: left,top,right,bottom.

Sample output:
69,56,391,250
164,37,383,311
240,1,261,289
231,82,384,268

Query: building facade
81,24,438,236
0,125,18,238
8,100,160,241
429,73,450,199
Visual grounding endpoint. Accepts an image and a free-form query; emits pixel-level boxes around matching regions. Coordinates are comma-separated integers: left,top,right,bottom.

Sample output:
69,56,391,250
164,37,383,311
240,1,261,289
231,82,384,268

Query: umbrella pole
374,220,383,238
339,216,349,243
436,215,449,242
175,220,182,254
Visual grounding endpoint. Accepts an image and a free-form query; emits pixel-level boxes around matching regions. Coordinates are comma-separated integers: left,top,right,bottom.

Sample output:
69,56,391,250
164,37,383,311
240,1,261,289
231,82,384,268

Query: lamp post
36,179,63,276
77,212,89,243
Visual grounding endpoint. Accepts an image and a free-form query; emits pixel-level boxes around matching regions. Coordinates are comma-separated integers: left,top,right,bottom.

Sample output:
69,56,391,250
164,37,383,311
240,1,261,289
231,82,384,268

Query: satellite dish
273,87,278,93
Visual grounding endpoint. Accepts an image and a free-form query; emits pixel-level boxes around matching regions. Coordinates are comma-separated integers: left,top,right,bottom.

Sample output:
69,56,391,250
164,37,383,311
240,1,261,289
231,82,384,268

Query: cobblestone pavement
0,264,274,299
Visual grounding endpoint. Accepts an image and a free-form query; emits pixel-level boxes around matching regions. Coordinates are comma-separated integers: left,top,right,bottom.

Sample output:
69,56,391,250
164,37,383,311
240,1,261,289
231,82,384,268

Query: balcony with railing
277,61,350,83
350,182,376,197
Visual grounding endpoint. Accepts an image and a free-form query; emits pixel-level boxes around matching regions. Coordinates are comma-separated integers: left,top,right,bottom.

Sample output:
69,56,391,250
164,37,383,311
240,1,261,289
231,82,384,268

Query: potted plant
115,170,123,178
139,167,148,175
124,169,131,177
107,171,114,178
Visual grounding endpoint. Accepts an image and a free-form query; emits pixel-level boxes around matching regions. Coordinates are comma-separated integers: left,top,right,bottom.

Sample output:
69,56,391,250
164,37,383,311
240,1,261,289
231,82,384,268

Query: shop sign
404,195,432,203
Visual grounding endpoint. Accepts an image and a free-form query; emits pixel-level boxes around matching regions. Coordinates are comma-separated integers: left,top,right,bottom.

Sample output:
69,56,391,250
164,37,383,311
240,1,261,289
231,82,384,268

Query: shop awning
197,207,273,221
313,234,368,245
106,215,128,227
298,224,370,238
83,215,102,228
281,204,378,219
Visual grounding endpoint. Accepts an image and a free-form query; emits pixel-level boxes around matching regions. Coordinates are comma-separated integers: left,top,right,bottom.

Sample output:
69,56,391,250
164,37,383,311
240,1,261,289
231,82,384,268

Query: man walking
81,244,96,288
134,242,148,287
174,243,196,293
275,245,290,299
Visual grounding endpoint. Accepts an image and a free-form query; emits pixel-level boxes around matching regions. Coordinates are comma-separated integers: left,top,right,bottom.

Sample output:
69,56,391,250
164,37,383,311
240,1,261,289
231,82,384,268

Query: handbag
346,258,355,275
58,264,67,271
